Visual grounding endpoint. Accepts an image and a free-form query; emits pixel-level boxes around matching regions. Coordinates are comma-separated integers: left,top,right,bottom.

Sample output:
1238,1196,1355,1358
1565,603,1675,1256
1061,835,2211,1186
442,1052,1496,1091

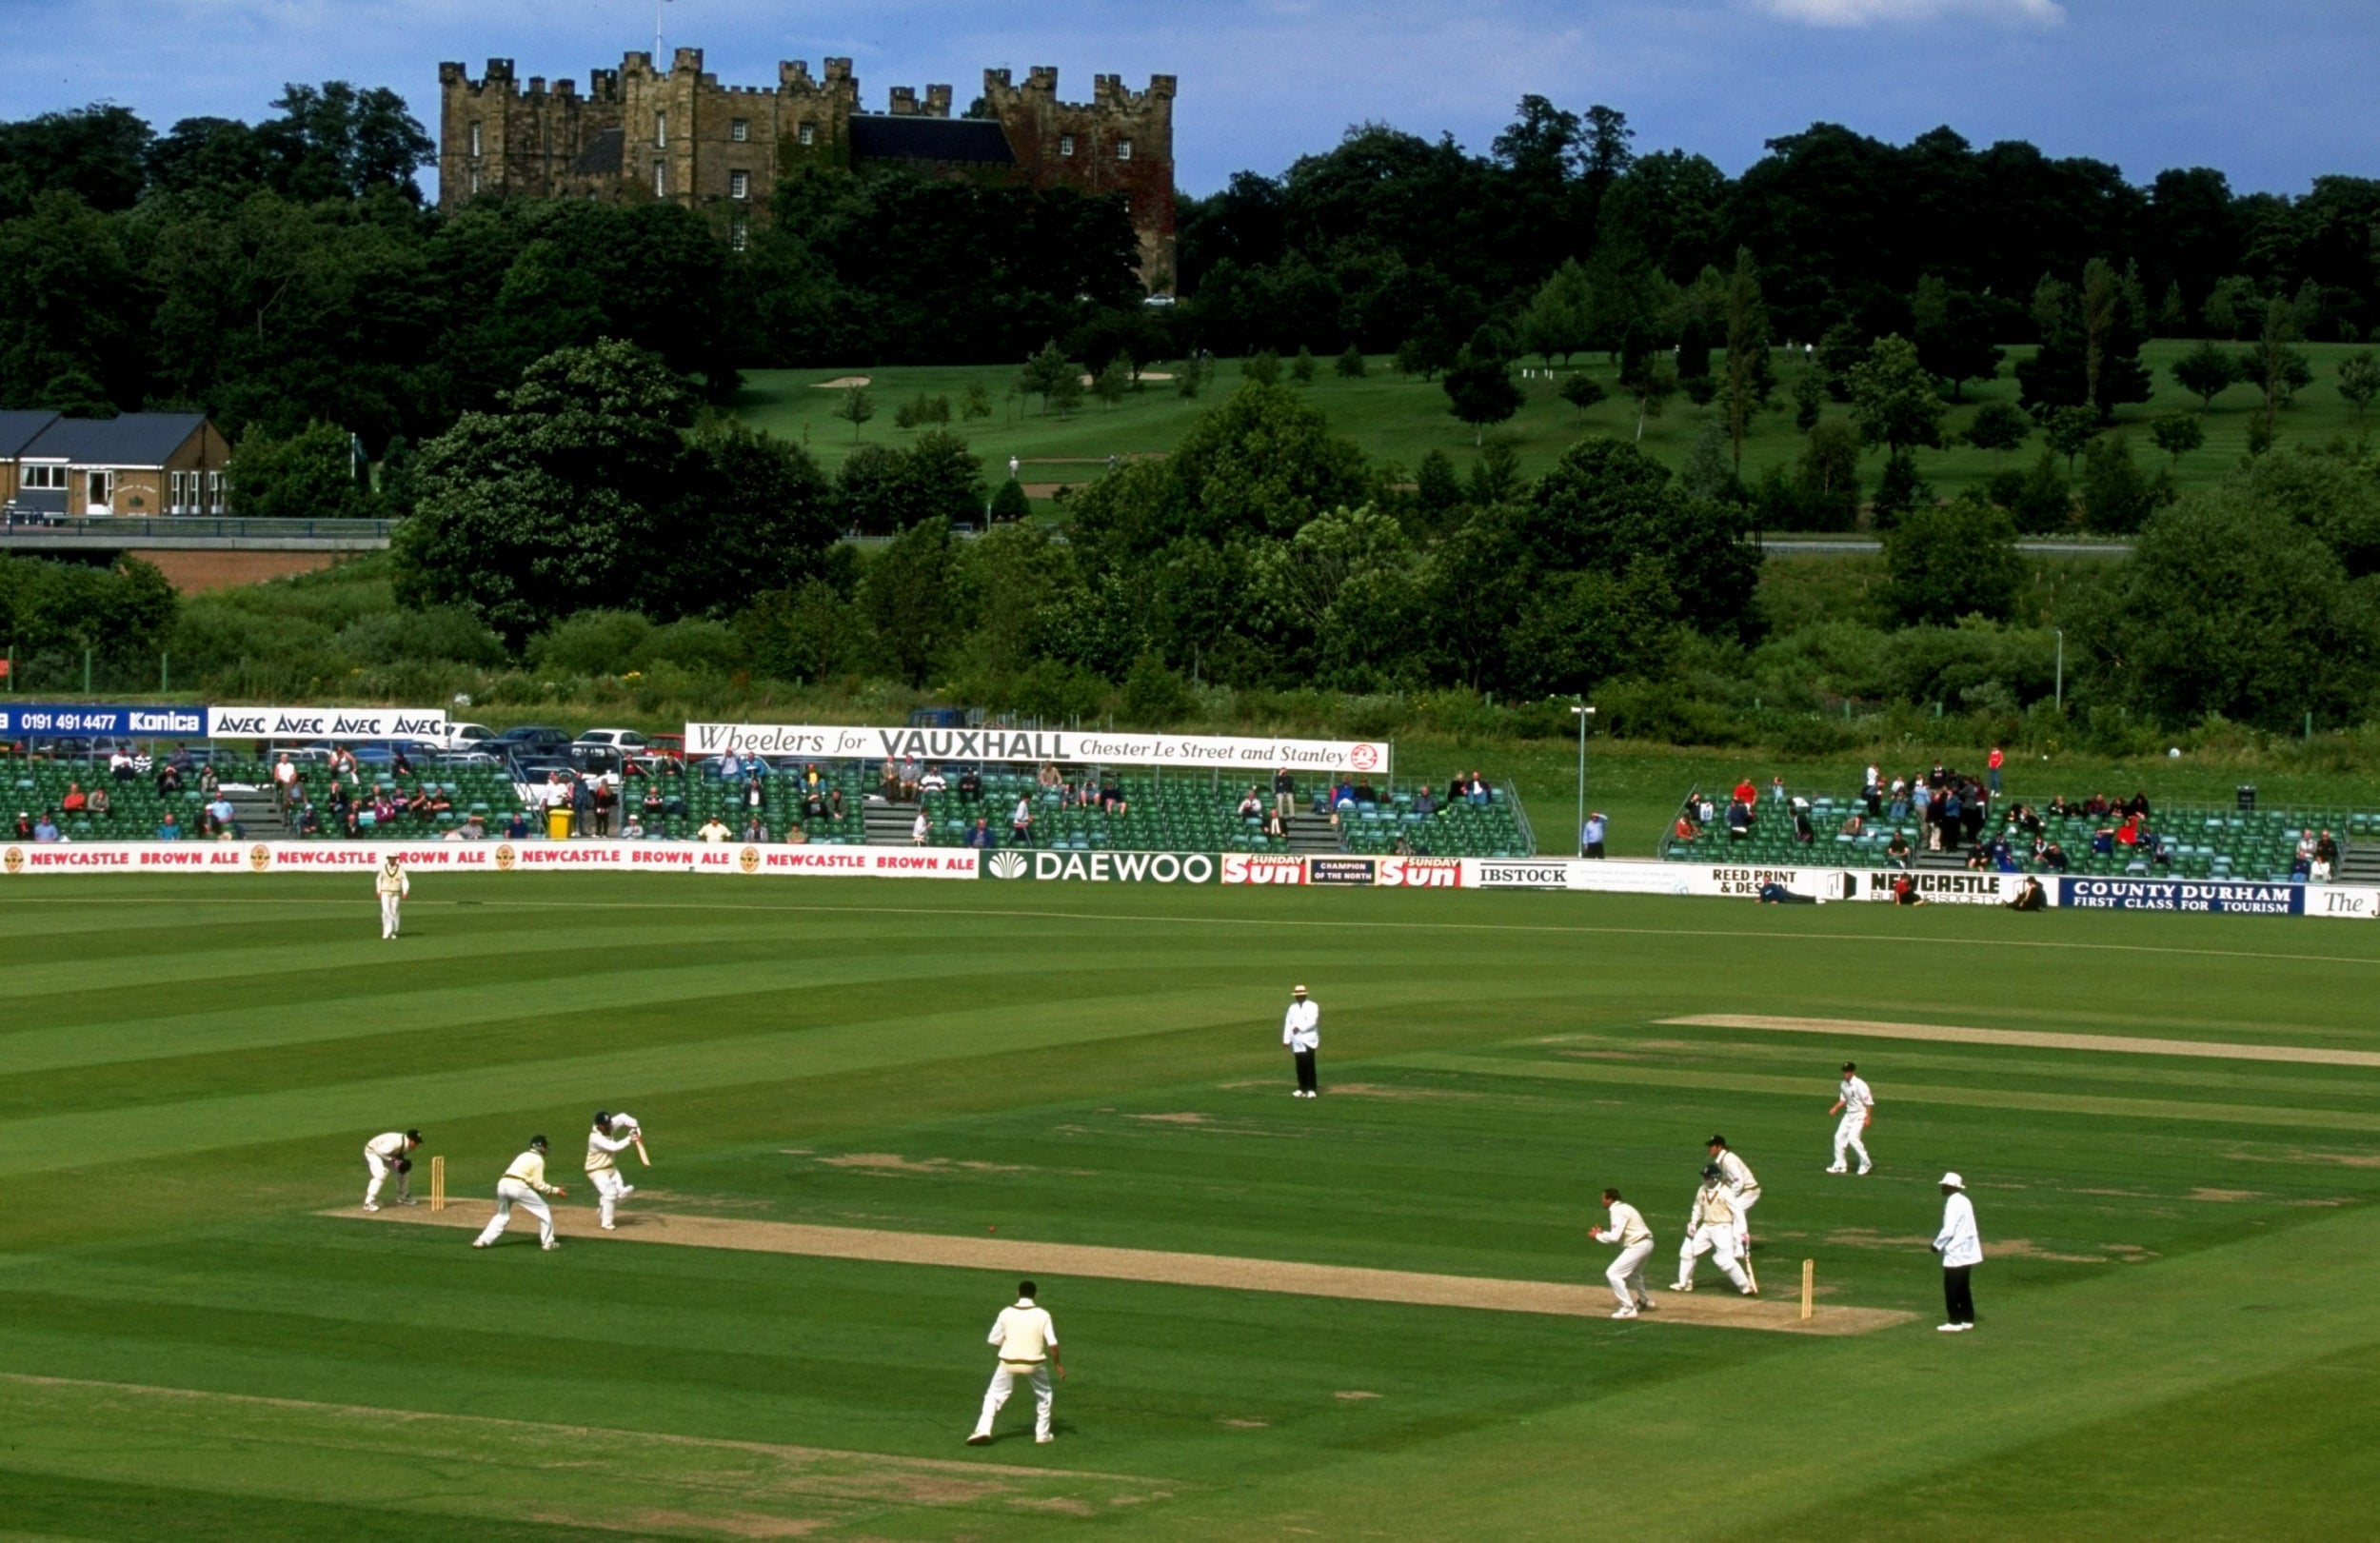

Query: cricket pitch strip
329,1204,1914,1335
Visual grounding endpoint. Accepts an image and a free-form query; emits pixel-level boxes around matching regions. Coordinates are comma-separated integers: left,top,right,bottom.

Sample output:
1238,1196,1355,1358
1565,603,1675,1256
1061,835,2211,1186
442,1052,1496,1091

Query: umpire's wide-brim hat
1940,1171,1965,1189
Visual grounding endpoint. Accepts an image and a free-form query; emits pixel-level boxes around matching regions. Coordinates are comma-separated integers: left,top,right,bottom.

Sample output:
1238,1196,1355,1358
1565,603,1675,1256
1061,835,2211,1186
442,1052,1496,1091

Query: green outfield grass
732,341,2380,503
4,875,2378,1538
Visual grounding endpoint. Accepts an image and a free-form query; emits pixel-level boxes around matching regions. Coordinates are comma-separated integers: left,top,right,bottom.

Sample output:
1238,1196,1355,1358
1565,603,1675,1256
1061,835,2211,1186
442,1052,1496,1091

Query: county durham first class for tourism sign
684,722,1390,775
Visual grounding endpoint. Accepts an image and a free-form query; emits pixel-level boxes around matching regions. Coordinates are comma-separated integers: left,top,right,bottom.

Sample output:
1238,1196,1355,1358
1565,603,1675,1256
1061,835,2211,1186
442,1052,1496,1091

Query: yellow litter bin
545,804,574,841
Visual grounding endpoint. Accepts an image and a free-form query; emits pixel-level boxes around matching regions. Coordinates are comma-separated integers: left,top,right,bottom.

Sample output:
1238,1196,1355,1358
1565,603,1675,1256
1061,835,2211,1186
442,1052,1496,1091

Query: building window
731,118,749,143
1117,137,1132,161
730,218,749,251
798,121,816,147
654,110,667,148
468,167,481,196
1059,133,1075,157
654,160,667,197
22,465,65,490
169,470,188,511
85,470,113,508
729,168,750,200
468,121,483,157
205,471,224,512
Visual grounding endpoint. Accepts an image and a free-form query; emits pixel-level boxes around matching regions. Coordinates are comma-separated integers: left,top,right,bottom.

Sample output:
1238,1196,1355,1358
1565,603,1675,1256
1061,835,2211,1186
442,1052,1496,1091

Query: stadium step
1283,812,1342,853
2340,840,2380,883
225,789,288,839
861,799,917,843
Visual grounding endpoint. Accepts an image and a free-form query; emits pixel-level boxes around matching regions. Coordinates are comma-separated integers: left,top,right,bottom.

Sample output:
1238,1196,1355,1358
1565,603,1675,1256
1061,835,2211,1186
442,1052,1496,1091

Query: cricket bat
634,1136,652,1166
1740,1240,1759,1295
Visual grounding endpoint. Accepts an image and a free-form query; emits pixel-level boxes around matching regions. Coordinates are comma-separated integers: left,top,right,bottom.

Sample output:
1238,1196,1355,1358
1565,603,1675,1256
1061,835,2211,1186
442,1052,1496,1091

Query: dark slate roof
849,115,1014,166
18,412,208,467
0,411,59,458
573,128,625,175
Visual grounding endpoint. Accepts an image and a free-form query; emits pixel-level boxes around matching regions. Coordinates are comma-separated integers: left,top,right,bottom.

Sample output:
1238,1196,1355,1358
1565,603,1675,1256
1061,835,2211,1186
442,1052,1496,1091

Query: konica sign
982,849,1217,882
1,703,207,738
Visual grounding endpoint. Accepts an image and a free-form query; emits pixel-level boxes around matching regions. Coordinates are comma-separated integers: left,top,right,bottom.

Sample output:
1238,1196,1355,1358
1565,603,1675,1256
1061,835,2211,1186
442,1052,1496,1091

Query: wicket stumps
1800,1258,1815,1321
429,1155,446,1212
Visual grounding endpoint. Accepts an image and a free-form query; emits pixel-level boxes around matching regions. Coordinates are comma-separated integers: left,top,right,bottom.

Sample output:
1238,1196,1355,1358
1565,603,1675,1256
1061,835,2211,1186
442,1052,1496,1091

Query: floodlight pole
2053,628,2064,713
1572,703,1596,856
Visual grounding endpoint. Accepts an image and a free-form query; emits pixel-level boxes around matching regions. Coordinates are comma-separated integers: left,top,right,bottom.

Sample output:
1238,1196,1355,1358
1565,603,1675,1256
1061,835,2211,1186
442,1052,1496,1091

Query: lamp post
2053,628,2064,713
1572,703,1596,856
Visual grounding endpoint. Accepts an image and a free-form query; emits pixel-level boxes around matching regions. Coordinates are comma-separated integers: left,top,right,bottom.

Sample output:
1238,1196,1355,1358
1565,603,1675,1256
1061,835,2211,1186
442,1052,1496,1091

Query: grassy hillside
2,875,2375,1537
732,341,2379,504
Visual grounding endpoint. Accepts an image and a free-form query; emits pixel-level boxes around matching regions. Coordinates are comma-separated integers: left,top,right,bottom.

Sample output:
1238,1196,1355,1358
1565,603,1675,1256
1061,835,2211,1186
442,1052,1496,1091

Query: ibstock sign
982,849,1218,883
2057,877,2302,915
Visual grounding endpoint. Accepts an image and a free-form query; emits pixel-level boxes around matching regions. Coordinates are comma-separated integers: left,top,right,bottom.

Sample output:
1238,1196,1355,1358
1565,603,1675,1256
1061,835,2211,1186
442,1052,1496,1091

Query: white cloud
1755,0,2065,26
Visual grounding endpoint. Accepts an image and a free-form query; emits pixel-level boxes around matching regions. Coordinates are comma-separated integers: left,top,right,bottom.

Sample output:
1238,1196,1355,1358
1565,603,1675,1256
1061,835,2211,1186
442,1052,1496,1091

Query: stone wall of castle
438,49,1175,287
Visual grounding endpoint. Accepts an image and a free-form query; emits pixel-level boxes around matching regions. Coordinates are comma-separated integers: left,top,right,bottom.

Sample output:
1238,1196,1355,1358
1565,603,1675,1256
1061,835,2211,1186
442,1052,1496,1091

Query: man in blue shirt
34,812,61,841
1581,811,1607,859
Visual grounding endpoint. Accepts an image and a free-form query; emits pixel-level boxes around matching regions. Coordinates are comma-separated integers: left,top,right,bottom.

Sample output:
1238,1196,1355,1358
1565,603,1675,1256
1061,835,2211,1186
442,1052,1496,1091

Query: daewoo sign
985,849,1217,883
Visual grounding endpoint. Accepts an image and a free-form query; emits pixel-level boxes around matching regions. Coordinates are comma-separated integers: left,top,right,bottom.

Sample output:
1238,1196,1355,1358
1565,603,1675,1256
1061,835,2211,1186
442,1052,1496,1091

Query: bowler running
1827,1061,1875,1175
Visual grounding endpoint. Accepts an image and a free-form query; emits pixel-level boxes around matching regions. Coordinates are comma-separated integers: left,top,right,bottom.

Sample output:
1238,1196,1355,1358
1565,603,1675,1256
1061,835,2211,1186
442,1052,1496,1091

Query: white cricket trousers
379,894,402,939
1677,1224,1750,1291
1605,1240,1655,1309
1832,1114,1871,1173
1731,1186,1760,1250
974,1361,1054,1440
591,1167,631,1226
364,1146,402,1207
474,1177,554,1246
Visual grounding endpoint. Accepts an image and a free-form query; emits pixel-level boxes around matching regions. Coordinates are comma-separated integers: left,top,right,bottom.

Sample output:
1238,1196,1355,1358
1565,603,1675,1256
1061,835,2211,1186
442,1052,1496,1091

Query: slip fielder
1673,1164,1756,1296
361,1128,422,1211
1590,1188,1658,1319
472,1135,567,1251
586,1110,645,1230
375,855,409,940
1827,1060,1876,1175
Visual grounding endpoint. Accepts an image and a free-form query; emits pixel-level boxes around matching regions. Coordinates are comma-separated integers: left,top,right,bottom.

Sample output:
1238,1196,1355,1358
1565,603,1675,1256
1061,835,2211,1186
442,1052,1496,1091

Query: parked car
492,724,572,753
574,728,648,753
447,722,498,749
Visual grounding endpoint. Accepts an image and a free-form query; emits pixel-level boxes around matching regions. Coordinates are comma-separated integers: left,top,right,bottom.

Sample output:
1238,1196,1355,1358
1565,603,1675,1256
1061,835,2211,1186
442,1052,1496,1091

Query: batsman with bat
586,1110,647,1230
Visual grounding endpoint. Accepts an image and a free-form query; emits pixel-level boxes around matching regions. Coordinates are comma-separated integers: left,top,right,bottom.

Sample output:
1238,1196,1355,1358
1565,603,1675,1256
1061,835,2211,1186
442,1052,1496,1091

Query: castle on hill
437,48,1177,287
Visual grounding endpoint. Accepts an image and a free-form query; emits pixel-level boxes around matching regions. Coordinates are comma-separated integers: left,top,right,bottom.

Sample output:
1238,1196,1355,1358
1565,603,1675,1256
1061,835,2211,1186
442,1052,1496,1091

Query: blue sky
6,0,2375,195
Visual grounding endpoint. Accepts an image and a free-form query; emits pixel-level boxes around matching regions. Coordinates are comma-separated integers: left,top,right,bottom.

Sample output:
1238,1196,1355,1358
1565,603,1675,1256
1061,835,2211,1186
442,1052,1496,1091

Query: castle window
730,169,750,200
654,110,667,148
731,117,749,143
468,167,481,195
1059,133,1076,157
468,121,483,157
798,121,816,147
730,218,749,251
1117,137,1133,161
654,159,667,197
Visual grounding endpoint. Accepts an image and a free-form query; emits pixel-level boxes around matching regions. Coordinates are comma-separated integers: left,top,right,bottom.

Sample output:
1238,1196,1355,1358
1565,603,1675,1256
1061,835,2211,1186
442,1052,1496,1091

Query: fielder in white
1706,1134,1759,1254
1827,1060,1876,1175
361,1128,422,1211
375,856,410,940
472,1135,568,1251
1673,1164,1756,1295
586,1110,644,1230
1590,1187,1658,1318
966,1280,1064,1446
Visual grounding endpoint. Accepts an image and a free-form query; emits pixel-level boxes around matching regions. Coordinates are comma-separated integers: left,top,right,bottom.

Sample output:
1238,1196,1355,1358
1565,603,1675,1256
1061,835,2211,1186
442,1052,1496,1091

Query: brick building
438,48,1177,287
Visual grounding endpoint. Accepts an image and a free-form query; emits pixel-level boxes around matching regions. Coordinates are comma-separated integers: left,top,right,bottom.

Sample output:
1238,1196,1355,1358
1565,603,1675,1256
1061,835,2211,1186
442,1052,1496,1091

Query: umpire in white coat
1934,1171,1982,1331
1282,985,1320,1098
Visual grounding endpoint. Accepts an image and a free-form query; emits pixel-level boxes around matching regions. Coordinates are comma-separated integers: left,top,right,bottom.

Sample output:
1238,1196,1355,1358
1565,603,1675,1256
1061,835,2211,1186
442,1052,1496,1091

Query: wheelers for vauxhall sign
684,722,1388,775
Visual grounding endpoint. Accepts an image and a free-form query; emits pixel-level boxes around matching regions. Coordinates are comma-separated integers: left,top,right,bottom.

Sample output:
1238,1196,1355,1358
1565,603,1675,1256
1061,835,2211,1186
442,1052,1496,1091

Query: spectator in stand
958,766,982,802
2090,824,2116,857
506,809,532,840
2047,795,2073,818
783,821,807,844
1771,776,1788,809
803,763,822,791
109,747,134,782
921,765,948,798
1354,777,1378,807
273,754,299,807
61,781,86,813
1733,777,1758,811
1011,796,1034,841
827,786,845,821
1264,805,1287,841
1937,786,1963,854
1102,778,1129,815
208,793,237,836
802,785,825,821
1696,792,1716,826
2314,830,2340,882
1672,810,1700,844
30,809,60,841
1040,762,1063,799
1726,799,1753,840
1889,778,1910,821
911,809,930,845
720,746,745,781
1986,744,2004,794
154,810,180,840
1413,783,1438,817
391,743,414,777
11,811,29,840
744,814,768,842
966,818,995,849
199,763,220,800
2114,814,2142,849
155,761,182,796
87,782,109,817
621,815,645,839
1839,809,1865,838
1582,810,1607,859
645,783,668,823
1333,779,1357,812
1885,830,1912,868
1469,773,1491,808
296,802,323,837
2291,833,2314,880
697,816,731,842
1238,788,1264,821
1792,798,1815,845
744,772,766,815
1273,767,1297,820
899,755,922,801
2126,789,2152,818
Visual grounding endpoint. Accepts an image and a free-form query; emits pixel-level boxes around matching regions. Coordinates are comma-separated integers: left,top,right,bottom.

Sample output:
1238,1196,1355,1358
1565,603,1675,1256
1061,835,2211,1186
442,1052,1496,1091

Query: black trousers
1293,1048,1318,1094
1942,1264,1975,1325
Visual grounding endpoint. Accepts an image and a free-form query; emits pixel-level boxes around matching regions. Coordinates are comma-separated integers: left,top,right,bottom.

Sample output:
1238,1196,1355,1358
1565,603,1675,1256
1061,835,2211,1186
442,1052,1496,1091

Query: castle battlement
439,46,1176,287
